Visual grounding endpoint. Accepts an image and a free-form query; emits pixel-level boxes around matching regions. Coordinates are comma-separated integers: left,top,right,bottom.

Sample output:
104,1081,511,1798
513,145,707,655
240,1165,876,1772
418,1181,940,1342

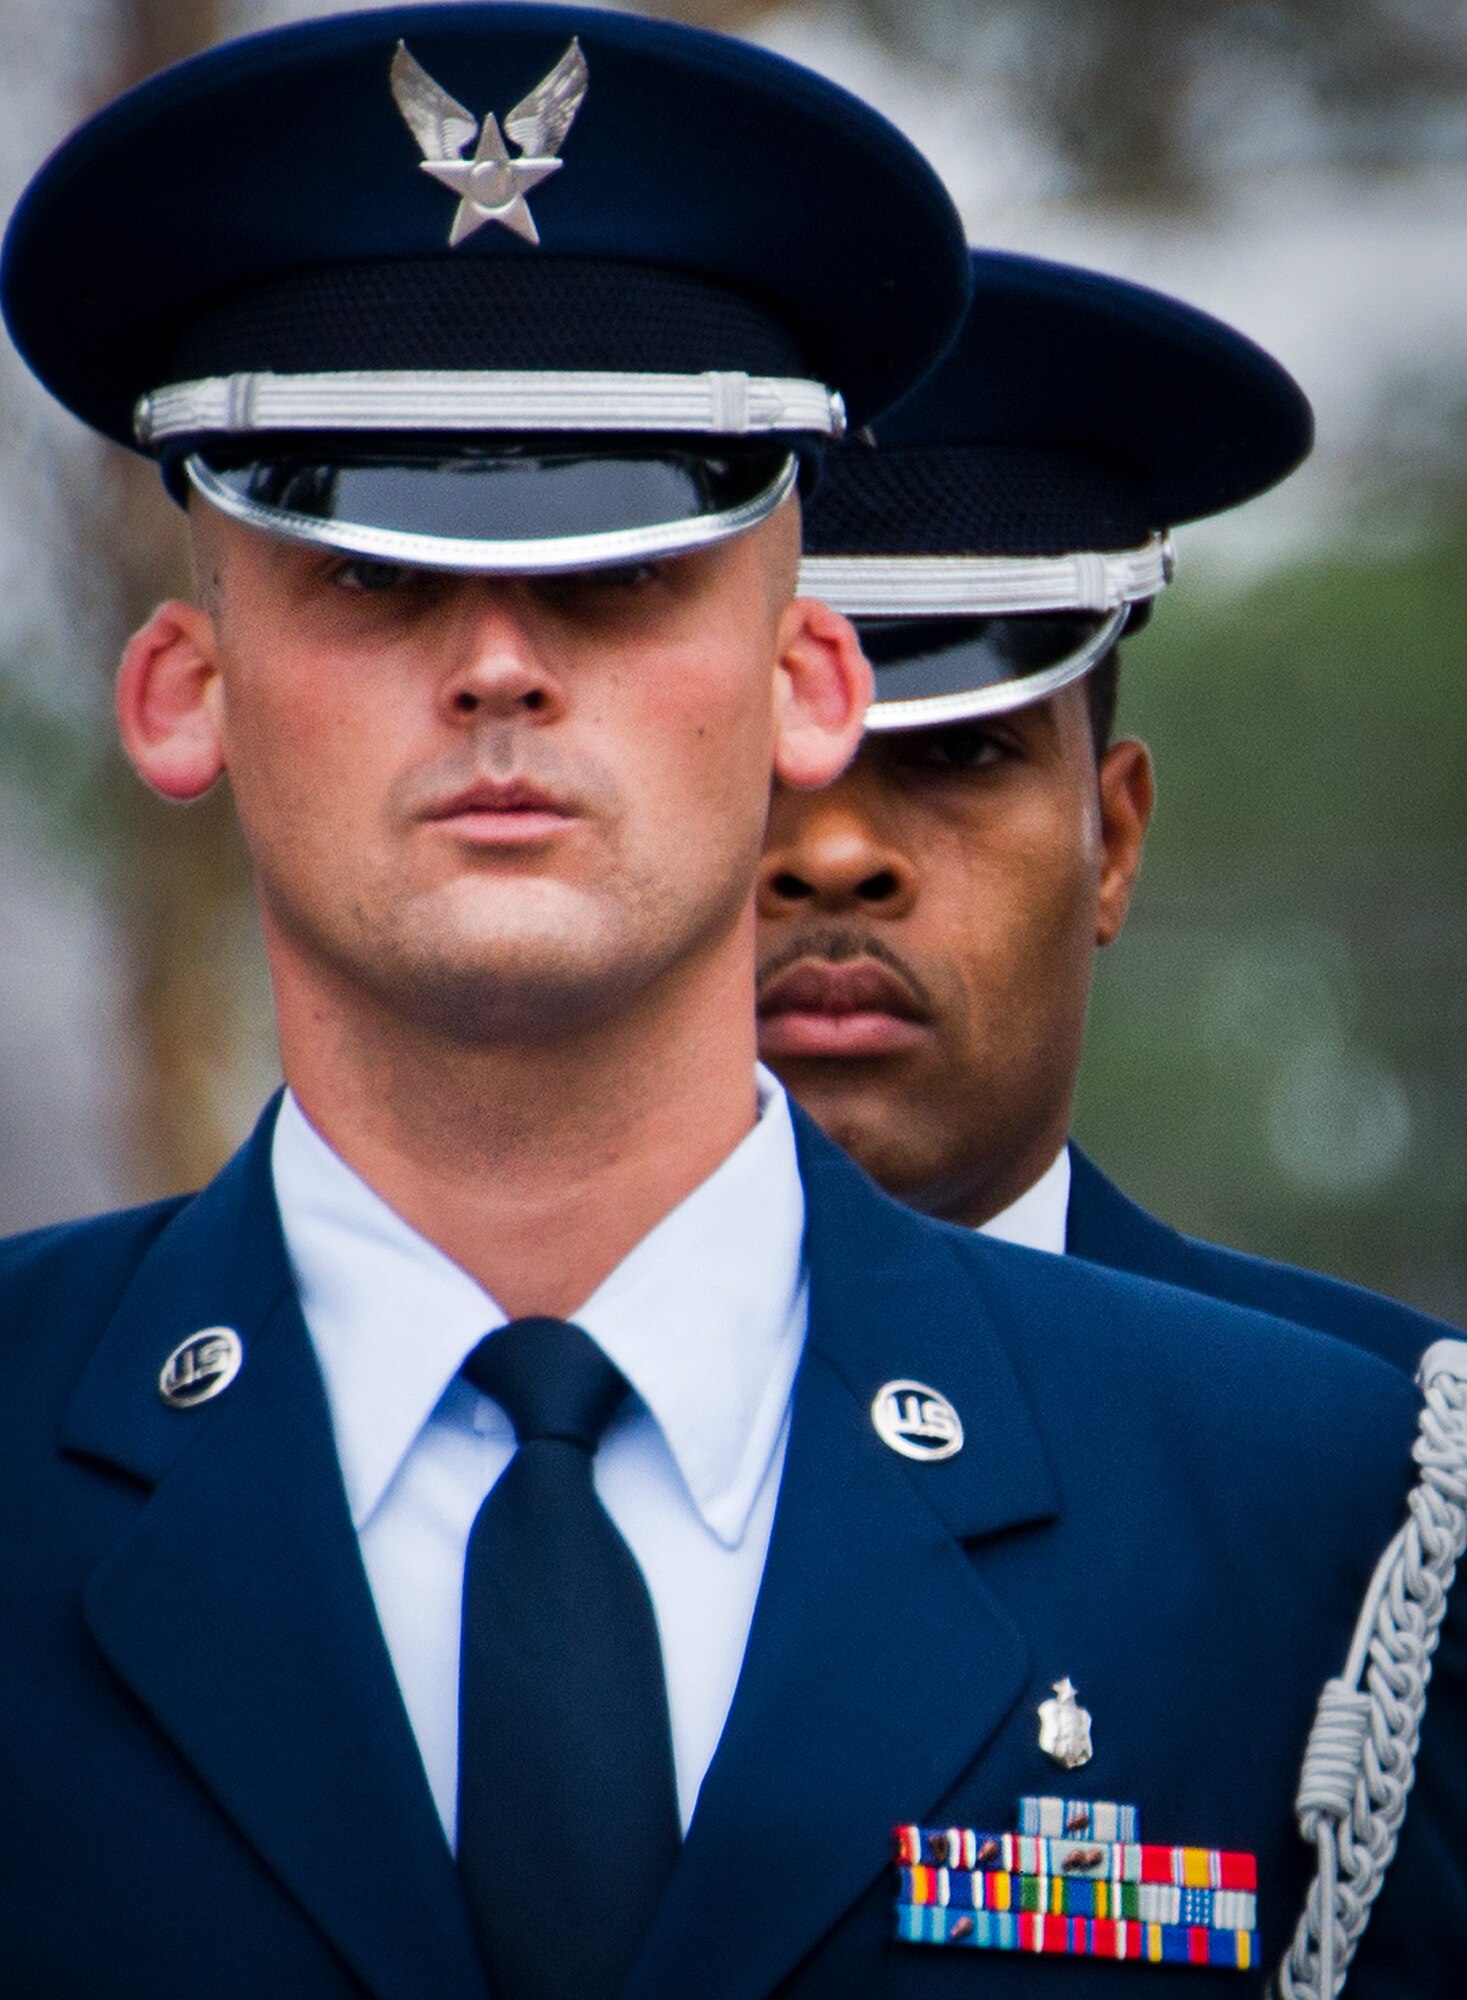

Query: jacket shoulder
797,1109,1422,1455
0,1197,189,1283
1170,1231,1449,1373
1066,1146,1452,1374
940,1215,1424,1486
0,1199,191,1376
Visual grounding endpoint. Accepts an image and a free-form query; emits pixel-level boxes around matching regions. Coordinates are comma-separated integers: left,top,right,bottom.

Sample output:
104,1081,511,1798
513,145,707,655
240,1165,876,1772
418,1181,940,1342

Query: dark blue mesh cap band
804,442,1153,558
171,258,809,382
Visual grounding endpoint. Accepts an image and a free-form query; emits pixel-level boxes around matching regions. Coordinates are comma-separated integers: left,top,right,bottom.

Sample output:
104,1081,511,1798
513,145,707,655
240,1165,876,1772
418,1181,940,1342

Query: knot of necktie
462,1315,629,1451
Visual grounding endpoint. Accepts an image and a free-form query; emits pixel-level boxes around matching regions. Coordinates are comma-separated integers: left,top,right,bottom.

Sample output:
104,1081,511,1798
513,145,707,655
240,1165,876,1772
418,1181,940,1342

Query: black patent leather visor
186,439,798,572
860,607,1127,731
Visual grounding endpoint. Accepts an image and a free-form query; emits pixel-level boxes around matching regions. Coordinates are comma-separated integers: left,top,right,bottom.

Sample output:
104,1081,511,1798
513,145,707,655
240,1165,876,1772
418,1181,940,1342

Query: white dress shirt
978,1145,1071,1255
271,1072,808,1844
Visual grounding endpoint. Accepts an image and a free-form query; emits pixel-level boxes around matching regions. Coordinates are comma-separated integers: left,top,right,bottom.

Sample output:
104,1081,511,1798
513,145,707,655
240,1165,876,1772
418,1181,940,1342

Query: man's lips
757,958,930,1059
420,778,577,844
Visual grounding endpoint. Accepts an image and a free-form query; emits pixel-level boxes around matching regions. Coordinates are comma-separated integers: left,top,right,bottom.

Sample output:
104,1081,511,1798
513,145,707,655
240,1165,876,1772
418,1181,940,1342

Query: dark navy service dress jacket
1066,1145,1456,1376
0,1105,1463,1998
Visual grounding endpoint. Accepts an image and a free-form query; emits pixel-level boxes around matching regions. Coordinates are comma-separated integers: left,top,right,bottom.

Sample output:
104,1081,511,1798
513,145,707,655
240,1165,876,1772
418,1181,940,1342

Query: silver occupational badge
871,1379,964,1462
1037,1677,1094,1771
390,38,588,248
158,1327,244,1410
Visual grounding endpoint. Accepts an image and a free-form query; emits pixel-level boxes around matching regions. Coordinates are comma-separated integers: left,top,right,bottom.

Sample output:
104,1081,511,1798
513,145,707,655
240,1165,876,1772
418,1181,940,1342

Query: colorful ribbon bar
895,1801,1259,1971
1019,1797,1140,1841
894,1827,1256,1892
896,1903,1257,1969
900,1867,1256,1933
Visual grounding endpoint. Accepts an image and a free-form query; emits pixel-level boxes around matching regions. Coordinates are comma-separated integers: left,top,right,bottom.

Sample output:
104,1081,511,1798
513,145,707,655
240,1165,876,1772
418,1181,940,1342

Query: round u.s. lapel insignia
871,1379,964,1462
158,1327,244,1409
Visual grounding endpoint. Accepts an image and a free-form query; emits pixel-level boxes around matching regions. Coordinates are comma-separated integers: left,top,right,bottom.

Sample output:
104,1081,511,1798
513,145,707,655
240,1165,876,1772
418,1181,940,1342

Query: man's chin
304,918,639,1046
765,1061,904,1148
761,1061,975,1203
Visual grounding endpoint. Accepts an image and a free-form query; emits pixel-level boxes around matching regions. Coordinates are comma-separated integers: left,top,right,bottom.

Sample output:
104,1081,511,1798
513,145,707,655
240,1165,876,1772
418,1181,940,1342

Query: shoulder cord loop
1274,1338,1467,2000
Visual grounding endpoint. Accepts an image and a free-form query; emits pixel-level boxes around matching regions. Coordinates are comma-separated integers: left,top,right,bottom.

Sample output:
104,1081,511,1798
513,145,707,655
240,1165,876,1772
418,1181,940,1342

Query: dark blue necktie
457,1316,681,2000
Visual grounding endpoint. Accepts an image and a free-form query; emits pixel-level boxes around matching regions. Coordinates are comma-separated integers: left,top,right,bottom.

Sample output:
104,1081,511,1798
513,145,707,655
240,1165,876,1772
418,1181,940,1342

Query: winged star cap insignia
390,38,588,248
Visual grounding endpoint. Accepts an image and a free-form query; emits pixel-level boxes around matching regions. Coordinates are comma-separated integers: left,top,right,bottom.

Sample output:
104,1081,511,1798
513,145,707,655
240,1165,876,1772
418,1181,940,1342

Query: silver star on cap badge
390,38,588,248
1037,1677,1094,1771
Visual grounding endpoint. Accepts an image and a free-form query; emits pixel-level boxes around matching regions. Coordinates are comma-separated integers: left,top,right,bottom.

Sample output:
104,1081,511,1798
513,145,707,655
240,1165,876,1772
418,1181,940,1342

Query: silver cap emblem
871,1379,964,1462
158,1327,244,1410
390,38,588,248
1037,1677,1094,1770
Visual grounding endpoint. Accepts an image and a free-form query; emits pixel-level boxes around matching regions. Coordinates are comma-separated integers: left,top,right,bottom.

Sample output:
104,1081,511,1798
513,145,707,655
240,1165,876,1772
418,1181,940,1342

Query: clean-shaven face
193,502,802,1046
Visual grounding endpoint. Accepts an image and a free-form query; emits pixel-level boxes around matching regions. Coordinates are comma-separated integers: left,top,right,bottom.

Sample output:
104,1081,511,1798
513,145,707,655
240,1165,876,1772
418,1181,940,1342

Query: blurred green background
1,0,1464,1320
1080,526,1467,1321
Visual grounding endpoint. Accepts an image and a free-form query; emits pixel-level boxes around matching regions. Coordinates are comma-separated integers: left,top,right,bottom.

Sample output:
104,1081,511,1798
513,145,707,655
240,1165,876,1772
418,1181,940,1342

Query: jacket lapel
624,1114,1061,2000
62,1108,488,2000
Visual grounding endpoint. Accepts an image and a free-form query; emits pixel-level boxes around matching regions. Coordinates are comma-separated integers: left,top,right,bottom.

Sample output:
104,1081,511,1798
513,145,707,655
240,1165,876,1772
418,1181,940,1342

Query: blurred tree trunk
82,0,265,1199
1028,0,1212,207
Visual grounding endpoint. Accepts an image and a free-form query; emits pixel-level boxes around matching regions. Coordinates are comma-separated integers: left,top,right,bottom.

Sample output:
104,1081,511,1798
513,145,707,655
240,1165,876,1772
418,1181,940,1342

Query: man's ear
1095,736,1155,946
115,600,226,801
771,597,872,790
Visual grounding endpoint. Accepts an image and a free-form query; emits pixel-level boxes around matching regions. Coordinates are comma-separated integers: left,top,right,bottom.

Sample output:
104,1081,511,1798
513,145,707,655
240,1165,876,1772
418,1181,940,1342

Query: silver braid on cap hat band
1274,1339,1467,2000
796,538,1171,618
134,369,846,445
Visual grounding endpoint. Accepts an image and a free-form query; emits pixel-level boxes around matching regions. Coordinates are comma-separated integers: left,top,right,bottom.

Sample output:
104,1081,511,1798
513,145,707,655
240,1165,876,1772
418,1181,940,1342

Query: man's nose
758,785,918,917
440,589,565,725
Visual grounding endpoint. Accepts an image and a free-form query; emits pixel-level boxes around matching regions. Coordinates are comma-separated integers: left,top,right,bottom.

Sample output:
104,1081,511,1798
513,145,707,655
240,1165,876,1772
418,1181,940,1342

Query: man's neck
977,1146,1071,1255
273,941,762,1319
938,1105,1075,1238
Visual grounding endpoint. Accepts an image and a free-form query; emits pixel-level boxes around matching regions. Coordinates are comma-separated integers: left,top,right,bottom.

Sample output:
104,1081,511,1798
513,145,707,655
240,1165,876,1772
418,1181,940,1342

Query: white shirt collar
271,1070,806,1550
978,1145,1071,1255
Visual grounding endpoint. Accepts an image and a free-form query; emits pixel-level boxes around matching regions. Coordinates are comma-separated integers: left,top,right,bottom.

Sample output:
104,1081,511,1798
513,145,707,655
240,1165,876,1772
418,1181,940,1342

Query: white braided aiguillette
1273,1338,1467,2000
